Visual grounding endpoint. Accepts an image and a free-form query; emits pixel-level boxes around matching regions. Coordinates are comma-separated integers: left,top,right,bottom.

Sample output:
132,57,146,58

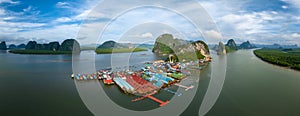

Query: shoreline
253,49,300,71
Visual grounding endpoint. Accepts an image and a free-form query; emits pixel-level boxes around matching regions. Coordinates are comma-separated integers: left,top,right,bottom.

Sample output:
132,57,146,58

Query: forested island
152,33,211,62
95,41,148,54
214,39,257,54
254,48,300,71
9,39,80,54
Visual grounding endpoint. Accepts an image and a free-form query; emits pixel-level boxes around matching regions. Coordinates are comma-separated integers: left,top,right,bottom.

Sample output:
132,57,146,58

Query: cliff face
152,34,210,62
49,42,60,51
59,39,80,52
25,41,37,50
217,42,226,55
239,41,256,49
24,39,80,52
226,39,238,50
0,41,7,50
152,34,175,54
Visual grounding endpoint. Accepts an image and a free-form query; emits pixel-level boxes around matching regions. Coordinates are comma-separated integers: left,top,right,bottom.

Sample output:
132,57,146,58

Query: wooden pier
174,83,194,91
132,91,169,107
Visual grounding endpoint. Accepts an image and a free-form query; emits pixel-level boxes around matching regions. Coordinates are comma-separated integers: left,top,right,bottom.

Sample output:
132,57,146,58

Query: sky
0,0,299,46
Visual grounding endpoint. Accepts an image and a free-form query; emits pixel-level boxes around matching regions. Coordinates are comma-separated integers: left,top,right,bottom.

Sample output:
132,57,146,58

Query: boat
169,72,184,79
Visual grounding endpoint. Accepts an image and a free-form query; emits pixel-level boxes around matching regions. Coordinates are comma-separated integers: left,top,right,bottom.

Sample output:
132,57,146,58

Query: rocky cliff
152,34,210,62
25,39,80,52
226,39,238,50
59,39,80,52
25,41,38,50
0,41,7,50
217,42,226,55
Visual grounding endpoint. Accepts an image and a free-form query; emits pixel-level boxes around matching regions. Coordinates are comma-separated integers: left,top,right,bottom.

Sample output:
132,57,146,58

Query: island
214,39,256,53
95,40,148,54
239,41,256,49
225,39,238,52
152,33,211,62
9,39,80,54
254,48,300,71
216,42,226,55
71,34,212,107
0,41,7,50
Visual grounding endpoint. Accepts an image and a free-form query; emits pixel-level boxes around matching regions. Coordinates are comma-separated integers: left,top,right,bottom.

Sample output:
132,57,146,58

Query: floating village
71,58,210,107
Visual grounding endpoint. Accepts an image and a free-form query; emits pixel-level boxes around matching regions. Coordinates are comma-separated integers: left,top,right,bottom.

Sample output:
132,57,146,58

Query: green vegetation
254,49,300,71
9,50,73,54
95,48,147,54
155,43,174,54
152,34,210,62
9,39,80,55
225,46,237,53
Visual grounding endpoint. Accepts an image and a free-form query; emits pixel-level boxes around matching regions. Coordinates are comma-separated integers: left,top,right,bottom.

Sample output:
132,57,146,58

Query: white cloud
54,17,72,23
55,2,71,8
74,9,109,21
18,24,80,43
0,0,19,4
291,33,300,38
203,30,222,40
140,32,153,38
282,5,288,9
1,0,300,46
23,6,32,12
129,32,154,39
281,33,300,45
282,0,300,9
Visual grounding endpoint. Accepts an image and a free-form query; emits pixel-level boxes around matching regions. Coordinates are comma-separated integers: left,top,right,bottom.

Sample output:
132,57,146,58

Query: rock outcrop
25,39,80,52
49,42,60,51
217,42,226,55
25,41,38,50
152,33,211,62
226,39,238,50
59,39,80,53
239,41,256,49
0,41,7,50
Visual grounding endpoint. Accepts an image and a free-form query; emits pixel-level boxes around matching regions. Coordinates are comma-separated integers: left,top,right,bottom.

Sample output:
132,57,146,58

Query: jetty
174,83,194,91
132,91,169,107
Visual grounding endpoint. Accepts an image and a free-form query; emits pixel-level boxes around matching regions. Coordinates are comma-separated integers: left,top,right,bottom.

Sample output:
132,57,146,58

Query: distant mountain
24,39,80,52
226,39,238,50
255,43,298,49
17,44,25,49
97,40,131,49
0,41,7,50
59,39,80,52
152,33,211,62
239,41,256,49
135,43,154,49
4,43,25,50
8,44,17,49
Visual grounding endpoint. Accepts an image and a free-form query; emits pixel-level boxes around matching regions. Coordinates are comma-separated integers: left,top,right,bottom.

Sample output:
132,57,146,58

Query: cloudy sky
0,0,299,45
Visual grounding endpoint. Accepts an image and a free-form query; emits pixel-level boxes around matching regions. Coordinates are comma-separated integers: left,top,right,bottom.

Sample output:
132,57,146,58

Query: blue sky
0,0,299,45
